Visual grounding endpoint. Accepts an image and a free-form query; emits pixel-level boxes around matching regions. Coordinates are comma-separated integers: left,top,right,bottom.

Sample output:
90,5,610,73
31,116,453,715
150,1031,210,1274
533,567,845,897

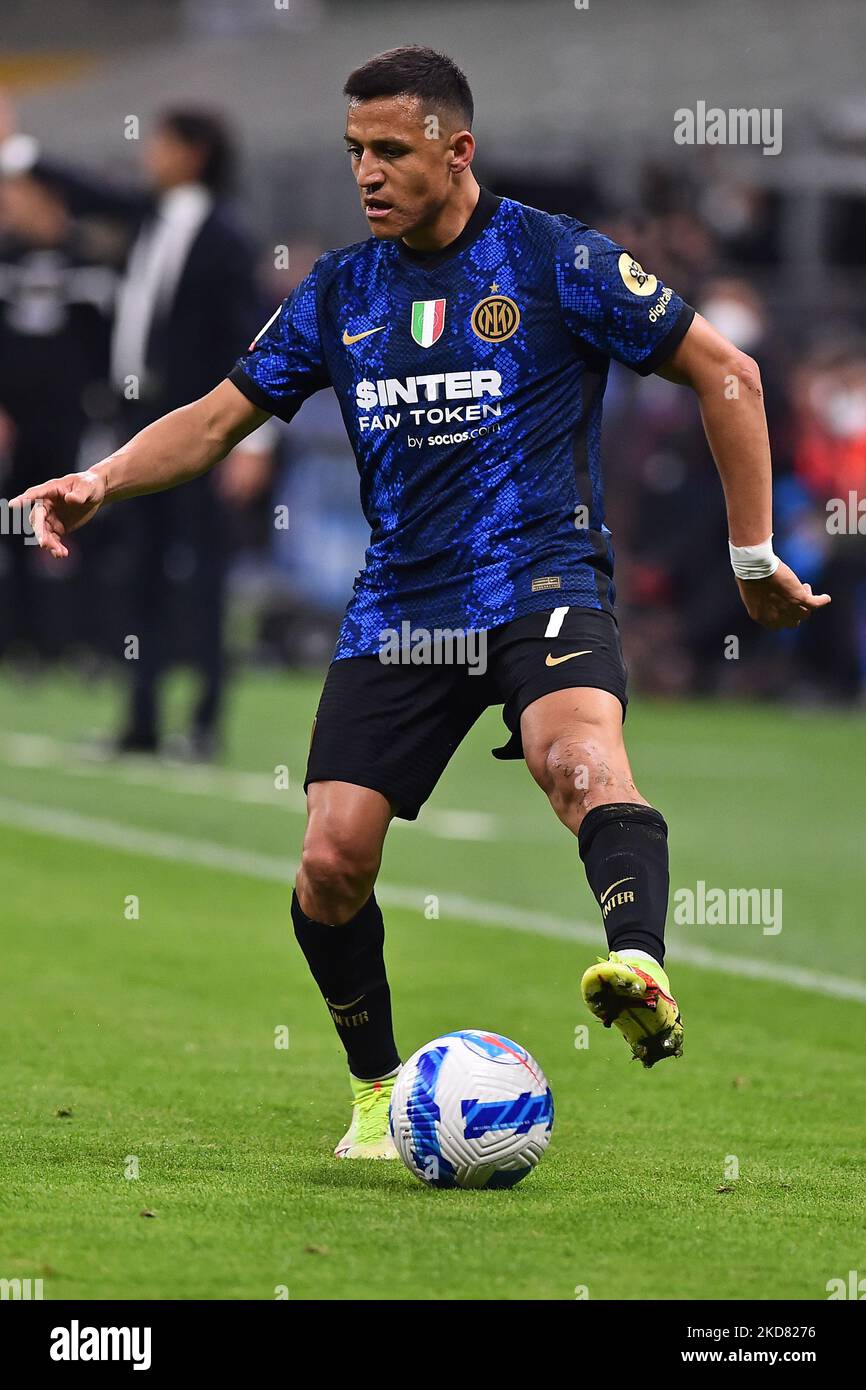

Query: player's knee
543,734,598,802
298,833,380,924
541,733,624,821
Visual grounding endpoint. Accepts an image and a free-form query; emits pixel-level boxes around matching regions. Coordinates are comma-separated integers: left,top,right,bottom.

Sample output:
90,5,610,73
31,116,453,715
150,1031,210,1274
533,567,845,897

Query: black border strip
227,365,295,423
633,301,696,377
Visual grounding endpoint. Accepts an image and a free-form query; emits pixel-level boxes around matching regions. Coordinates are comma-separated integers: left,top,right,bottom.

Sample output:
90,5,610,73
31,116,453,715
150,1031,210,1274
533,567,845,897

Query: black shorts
305,607,628,820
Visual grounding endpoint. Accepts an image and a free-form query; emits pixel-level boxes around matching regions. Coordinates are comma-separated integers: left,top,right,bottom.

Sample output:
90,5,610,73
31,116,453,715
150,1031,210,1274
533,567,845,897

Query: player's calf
291,783,402,1151
576,800,682,1062
522,696,680,1066
292,888,400,1088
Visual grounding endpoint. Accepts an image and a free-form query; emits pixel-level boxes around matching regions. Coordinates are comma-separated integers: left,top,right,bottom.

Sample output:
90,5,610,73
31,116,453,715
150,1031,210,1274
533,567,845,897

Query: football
389,1030,554,1188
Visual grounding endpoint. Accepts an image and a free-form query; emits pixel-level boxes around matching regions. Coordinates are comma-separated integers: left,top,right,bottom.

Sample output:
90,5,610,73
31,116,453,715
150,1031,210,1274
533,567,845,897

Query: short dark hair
158,108,236,194
343,46,473,129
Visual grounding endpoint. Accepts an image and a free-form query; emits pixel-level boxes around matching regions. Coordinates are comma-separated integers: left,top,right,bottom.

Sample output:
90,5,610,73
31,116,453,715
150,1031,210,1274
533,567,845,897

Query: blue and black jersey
229,188,694,658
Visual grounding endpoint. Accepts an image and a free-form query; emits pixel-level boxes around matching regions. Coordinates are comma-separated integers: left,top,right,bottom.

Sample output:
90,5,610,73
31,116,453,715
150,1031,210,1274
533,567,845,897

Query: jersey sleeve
555,227,694,376
228,263,330,422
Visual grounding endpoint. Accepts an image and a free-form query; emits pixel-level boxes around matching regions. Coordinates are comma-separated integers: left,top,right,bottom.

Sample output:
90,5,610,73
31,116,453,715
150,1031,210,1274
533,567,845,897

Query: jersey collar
395,187,502,270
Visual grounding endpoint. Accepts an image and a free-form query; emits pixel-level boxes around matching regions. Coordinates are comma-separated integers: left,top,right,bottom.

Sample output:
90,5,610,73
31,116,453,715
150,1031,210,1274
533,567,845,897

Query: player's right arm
10,380,269,559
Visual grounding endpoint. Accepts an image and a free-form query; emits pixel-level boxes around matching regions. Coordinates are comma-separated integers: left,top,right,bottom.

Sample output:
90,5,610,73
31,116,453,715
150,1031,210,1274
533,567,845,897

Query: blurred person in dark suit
0,172,114,658
0,101,265,754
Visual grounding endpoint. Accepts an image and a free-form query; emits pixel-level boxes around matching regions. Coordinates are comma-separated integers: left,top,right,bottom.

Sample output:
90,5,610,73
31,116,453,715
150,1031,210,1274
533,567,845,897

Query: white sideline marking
0,796,863,1004
0,733,499,842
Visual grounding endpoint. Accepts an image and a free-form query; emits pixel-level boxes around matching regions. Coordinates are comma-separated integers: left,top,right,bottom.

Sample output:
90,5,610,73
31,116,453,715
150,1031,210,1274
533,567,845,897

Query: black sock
578,803,669,966
291,889,400,1080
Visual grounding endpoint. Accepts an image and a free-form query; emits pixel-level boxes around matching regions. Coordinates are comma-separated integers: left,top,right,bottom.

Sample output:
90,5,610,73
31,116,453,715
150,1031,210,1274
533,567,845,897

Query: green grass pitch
0,670,864,1300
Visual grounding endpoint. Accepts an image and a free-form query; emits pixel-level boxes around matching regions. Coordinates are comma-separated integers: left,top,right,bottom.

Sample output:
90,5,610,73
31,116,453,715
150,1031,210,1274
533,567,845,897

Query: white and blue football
389,1030,554,1189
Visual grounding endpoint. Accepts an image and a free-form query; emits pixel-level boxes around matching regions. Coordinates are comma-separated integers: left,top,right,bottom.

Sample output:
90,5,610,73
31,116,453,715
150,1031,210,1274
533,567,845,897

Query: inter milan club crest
411,298,446,348
470,283,521,342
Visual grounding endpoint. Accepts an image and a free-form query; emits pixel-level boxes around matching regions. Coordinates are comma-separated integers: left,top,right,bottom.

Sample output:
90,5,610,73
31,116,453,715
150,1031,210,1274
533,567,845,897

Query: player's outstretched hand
9,469,107,559
736,560,830,631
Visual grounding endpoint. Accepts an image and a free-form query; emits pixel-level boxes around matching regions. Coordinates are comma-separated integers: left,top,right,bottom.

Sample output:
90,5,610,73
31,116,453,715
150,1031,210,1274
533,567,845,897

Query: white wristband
729,535,780,580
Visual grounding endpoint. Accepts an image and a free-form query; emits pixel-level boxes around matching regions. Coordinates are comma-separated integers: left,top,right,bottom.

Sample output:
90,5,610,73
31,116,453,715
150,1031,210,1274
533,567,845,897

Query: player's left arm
655,313,830,630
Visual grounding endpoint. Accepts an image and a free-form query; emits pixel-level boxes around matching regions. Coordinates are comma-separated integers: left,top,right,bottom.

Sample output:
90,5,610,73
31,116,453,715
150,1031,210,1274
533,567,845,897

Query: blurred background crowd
1,0,865,759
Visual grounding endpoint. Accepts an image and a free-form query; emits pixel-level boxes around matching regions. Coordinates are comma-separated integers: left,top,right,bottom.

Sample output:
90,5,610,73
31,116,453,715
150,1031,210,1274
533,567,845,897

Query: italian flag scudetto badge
411,298,446,348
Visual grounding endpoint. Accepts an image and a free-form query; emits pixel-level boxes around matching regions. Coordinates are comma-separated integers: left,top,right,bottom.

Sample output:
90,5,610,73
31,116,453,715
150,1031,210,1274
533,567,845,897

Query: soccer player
13,47,829,1159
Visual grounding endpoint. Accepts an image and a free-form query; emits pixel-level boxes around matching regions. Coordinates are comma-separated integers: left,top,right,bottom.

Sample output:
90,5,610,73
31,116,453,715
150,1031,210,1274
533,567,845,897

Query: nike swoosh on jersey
342,325,386,345
545,650,593,666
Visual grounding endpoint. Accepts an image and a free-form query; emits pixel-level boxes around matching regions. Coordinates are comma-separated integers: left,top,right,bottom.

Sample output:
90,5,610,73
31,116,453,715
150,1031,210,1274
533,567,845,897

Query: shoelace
352,1083,393,1145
